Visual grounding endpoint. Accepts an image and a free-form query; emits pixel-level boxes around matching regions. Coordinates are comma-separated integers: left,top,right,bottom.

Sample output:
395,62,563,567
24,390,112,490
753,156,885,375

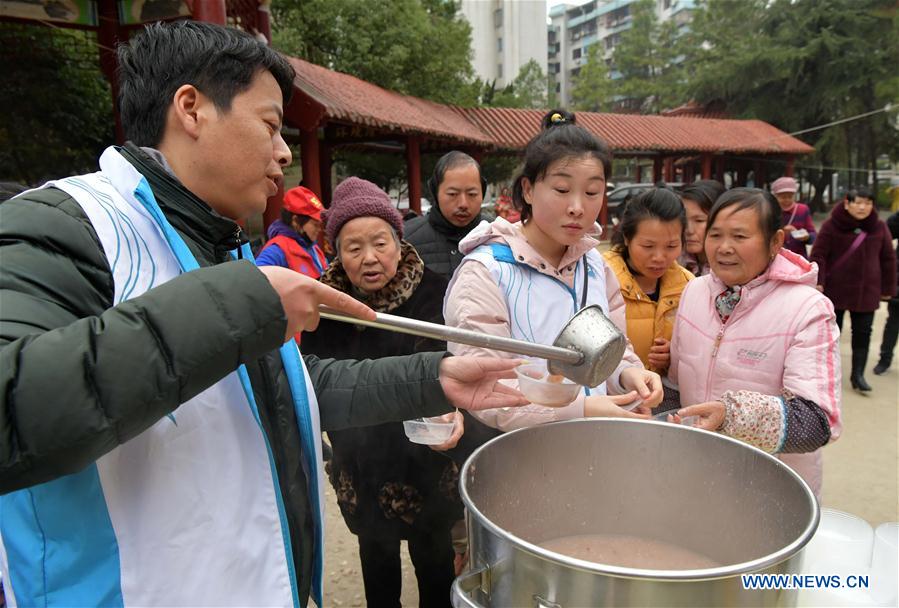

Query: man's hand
618,367,663,408
439,357,528,411
258,266,376,341
677,401,726,431
647,338,671,372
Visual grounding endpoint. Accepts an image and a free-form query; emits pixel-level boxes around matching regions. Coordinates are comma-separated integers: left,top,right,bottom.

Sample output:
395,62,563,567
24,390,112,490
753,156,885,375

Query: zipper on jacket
711,328,725,358
219,226,249,261
704,327,724,402
235,228,245,259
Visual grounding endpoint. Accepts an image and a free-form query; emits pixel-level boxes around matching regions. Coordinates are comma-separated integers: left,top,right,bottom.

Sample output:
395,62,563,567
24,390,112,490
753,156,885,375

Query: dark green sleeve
305,352,454,431
0,191,287,493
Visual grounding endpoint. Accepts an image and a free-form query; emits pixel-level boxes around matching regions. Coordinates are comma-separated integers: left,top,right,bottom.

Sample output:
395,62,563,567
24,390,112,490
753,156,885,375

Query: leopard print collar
320,241,425,313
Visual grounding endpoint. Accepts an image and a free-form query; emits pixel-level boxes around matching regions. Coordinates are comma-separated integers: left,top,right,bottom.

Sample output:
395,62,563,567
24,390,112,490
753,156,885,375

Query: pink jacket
444,219,643,431
670,249,842,496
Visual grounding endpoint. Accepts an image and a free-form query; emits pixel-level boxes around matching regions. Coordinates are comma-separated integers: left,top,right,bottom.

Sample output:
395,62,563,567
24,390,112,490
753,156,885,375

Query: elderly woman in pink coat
669,188,842,497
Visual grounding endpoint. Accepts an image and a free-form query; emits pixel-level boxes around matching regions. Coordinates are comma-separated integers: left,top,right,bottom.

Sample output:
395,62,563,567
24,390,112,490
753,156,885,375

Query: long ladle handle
318,306,584,365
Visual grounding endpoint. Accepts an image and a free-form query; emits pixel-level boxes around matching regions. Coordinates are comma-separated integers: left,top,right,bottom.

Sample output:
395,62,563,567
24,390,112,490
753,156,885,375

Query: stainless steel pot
452,419,819,608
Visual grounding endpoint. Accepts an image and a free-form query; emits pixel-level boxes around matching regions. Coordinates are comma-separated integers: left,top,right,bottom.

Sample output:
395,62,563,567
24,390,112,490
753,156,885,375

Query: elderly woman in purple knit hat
301,177,462,608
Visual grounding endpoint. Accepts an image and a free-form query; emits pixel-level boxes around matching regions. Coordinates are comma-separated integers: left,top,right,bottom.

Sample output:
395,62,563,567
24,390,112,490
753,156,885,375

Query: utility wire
743,103,896,149
786,104,896,138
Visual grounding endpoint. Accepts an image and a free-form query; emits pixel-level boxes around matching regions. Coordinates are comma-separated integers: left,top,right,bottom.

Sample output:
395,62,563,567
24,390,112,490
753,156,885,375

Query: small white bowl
514,362,580,407
403,418,454,445
803,508,874,570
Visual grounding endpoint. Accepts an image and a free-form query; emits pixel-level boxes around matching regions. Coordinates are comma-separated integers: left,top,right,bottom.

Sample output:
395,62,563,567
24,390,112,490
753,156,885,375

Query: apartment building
460,0,548,88
548,0,695,106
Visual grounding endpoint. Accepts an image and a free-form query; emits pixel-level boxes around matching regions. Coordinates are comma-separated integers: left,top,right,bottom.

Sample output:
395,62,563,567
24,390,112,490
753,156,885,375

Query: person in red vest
257,186,328,278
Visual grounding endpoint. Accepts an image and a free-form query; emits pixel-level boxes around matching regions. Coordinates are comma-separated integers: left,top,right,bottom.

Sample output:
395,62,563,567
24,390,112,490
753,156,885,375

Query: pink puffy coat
670,249,842,496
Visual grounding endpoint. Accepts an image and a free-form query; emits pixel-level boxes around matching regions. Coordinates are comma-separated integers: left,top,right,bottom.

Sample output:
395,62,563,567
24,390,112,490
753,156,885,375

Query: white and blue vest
452,242,611,396
0,147,325,607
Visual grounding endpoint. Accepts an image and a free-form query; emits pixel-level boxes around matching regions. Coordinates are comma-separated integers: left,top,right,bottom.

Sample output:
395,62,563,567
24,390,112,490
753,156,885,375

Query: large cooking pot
452,419,819,607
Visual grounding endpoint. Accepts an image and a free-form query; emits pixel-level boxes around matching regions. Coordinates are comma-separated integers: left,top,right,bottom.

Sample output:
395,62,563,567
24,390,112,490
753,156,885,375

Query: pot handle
451,566,490,608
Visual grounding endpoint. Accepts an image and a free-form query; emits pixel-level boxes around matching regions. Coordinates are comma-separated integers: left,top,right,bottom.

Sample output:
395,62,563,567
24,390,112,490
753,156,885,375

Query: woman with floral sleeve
670,188,842,498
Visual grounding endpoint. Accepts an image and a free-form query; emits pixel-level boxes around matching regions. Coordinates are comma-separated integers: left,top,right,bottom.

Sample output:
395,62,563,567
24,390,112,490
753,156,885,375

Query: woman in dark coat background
811,188,897,392
302,177,461,608
873,211,899,375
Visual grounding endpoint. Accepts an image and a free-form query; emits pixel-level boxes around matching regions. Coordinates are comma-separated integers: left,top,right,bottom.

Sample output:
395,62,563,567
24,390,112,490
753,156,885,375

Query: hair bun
541,108,576,130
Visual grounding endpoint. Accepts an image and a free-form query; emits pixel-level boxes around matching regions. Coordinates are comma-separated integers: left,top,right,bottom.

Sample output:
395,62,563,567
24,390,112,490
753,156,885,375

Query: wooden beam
701,153,713,179
319,143,333,205
663,157,675,182
97,0,124,143
406,135,422,215
262,181,283,234
283,90,326,132
191,0,227,24
300,128,322,197
257,1,272,44
684,163,695,183
784,156,795,177
328,135,407,146
715,156,726,182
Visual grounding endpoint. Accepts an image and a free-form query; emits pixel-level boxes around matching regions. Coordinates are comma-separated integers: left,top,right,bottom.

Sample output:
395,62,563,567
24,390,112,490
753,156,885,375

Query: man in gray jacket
0,21,524,608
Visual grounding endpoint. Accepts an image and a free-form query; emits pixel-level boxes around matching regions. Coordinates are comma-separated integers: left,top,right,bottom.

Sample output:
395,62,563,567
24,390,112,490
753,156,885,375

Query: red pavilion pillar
406,135,422,215
192,0,227,24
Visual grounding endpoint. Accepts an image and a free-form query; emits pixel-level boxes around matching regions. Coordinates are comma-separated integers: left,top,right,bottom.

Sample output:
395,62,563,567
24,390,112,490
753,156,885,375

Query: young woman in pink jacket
669,188,842,497
444,109,663,432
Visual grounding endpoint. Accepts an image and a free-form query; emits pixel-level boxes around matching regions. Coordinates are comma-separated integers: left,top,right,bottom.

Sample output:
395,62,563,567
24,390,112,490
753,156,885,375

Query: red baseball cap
283,186,324,221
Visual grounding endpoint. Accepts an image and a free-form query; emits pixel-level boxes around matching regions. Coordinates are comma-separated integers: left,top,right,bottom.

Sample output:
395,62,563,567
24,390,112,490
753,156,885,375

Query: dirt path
322,303,898,607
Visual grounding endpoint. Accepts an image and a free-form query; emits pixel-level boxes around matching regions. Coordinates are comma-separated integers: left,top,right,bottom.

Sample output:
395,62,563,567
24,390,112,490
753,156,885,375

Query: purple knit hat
323,177,405,245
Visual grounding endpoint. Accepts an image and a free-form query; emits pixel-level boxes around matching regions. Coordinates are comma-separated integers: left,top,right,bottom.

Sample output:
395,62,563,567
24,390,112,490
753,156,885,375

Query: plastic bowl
802,508,874,570
514,362,580,407
619,396,643,412
651,411,699,427
403,418,454,445
871,522,899,606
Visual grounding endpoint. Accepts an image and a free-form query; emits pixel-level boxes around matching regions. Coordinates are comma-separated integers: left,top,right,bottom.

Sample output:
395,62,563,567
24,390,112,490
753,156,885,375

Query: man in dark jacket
0,22,525,608
404,151,486,279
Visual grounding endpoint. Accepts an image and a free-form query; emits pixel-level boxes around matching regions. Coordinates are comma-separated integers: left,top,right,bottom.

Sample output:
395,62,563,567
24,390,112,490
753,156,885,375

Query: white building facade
460,0,549,88
548,0,695,106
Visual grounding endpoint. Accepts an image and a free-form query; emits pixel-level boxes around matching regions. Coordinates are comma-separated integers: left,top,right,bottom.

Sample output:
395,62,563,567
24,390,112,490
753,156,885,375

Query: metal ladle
318,304,626,387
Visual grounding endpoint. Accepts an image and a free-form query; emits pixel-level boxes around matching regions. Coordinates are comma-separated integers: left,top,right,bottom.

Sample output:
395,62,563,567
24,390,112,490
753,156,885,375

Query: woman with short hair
671,188,843,497
810,188,897,391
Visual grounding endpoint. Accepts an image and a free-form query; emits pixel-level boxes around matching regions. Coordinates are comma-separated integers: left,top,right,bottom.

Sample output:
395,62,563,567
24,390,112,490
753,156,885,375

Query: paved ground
321,300,898,607
821,301,899,526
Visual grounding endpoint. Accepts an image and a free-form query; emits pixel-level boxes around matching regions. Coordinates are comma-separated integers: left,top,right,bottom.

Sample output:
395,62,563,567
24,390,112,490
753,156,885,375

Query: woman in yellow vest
603,188,693,378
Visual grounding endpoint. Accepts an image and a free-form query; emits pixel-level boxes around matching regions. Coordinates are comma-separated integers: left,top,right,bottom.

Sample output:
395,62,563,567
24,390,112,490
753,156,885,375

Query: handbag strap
786,205,798,227
827,231,867,278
